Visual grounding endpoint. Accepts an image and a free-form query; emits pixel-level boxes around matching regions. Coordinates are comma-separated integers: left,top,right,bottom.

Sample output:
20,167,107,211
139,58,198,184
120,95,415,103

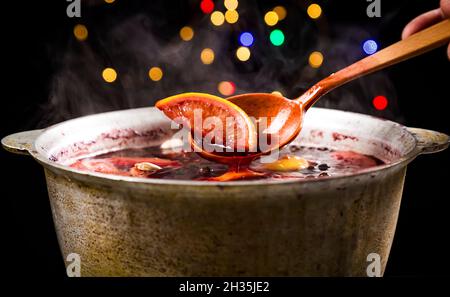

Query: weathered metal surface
406,127,449,154
1,129,42,155
44,164,406,276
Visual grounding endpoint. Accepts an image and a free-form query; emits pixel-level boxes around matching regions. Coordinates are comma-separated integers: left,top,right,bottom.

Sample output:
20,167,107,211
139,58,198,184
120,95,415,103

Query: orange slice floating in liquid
262,155,309,172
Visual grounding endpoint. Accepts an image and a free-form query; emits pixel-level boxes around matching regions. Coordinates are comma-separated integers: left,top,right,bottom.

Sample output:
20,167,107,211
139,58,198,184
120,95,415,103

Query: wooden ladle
186,19,450,181
211,19,450,164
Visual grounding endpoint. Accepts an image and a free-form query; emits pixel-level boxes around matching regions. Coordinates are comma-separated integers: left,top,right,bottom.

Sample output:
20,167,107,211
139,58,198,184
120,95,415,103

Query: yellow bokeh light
148,67,163,81
307,3,322,19
264,11,279,26
218,81,235,96
224,0,238,11
104,0,115,3
102,68,117,83
211,11,225,26
271,91,283,97
273,6,287,21
200,48,215,65
73,24,88,41
309,51,324,68
236,46,251,61
179,26,194,41
225,10,239,24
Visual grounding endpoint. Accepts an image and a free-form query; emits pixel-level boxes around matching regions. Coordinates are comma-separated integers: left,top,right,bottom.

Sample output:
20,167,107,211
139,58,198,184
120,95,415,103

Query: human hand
402,0,450,59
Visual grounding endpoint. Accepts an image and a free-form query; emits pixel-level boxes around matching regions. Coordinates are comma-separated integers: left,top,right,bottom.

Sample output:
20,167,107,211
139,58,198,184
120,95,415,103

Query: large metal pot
2,107,448,276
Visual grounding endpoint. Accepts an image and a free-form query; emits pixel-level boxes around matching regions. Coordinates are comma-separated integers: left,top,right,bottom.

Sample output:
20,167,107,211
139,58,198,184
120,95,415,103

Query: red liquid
69,144,384,181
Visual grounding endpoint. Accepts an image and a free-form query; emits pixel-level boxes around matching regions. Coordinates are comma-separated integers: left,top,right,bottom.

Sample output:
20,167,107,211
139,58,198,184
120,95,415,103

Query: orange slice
262,155,309,172
156,92,257,153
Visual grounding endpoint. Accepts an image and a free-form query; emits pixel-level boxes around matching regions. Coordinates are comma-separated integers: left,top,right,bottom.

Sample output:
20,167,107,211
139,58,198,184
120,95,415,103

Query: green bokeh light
270,29,285,46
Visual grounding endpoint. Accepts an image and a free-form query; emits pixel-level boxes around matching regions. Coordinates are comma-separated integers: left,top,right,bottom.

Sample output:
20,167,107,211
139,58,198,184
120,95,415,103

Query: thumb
401,8,443,39
441,0,450,17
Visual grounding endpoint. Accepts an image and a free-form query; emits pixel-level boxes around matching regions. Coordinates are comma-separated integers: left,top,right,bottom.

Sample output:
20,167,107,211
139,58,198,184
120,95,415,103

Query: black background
1,0,449,283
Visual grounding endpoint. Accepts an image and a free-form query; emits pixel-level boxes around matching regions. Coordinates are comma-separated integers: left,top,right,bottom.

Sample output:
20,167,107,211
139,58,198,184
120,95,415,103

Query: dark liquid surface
70,144,385,181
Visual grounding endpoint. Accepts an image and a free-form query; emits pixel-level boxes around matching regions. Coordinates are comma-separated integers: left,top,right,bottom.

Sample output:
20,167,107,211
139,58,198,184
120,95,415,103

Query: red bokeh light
200,0,214,14
372,95,388,110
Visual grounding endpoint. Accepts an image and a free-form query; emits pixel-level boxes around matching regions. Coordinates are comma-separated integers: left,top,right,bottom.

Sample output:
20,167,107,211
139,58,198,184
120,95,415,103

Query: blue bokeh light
239,32,254,47
363,39,378,55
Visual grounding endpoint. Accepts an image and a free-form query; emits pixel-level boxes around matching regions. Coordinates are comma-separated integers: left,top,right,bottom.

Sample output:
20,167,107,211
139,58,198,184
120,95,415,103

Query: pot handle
407,127,449,155
1,129,43,156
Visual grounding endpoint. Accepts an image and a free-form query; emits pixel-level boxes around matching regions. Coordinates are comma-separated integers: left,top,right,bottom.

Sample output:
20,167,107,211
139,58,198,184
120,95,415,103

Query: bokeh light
200,48,215,64
308,51,324,68
73,24,88,41
264,11,279,26
179,26,194,41
239,32,254,46
224,0,238,11
236,46,251,61
218,81,236,96
148,67,163,81
102,68,117,83
363,39,378,55
271,91,283,97
372,95,388,110
307,3,322,19
225,10,239,24
200,0,214,14
273,6,287,20
104,0,115,3
211,11,225,26
270,29,285,46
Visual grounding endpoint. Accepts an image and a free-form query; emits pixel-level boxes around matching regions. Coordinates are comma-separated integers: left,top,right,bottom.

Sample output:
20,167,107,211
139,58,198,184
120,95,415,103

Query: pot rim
4,107,448,187
29,111,419,187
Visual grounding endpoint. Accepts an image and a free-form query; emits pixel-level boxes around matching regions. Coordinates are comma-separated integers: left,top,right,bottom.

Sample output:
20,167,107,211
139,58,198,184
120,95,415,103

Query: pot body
44,163,405,276
3,107,448,276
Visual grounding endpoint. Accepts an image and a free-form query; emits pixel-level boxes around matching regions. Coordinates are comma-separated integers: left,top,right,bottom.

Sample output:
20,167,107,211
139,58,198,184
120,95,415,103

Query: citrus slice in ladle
156,92,257,156
156,92,265,181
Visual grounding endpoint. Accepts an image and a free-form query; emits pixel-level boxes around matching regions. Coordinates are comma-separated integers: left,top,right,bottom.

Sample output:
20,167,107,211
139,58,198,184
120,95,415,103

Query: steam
39,1,403,127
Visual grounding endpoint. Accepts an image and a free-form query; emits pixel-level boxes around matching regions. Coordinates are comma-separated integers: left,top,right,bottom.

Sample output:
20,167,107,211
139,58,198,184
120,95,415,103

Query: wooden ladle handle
297,19,450,109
